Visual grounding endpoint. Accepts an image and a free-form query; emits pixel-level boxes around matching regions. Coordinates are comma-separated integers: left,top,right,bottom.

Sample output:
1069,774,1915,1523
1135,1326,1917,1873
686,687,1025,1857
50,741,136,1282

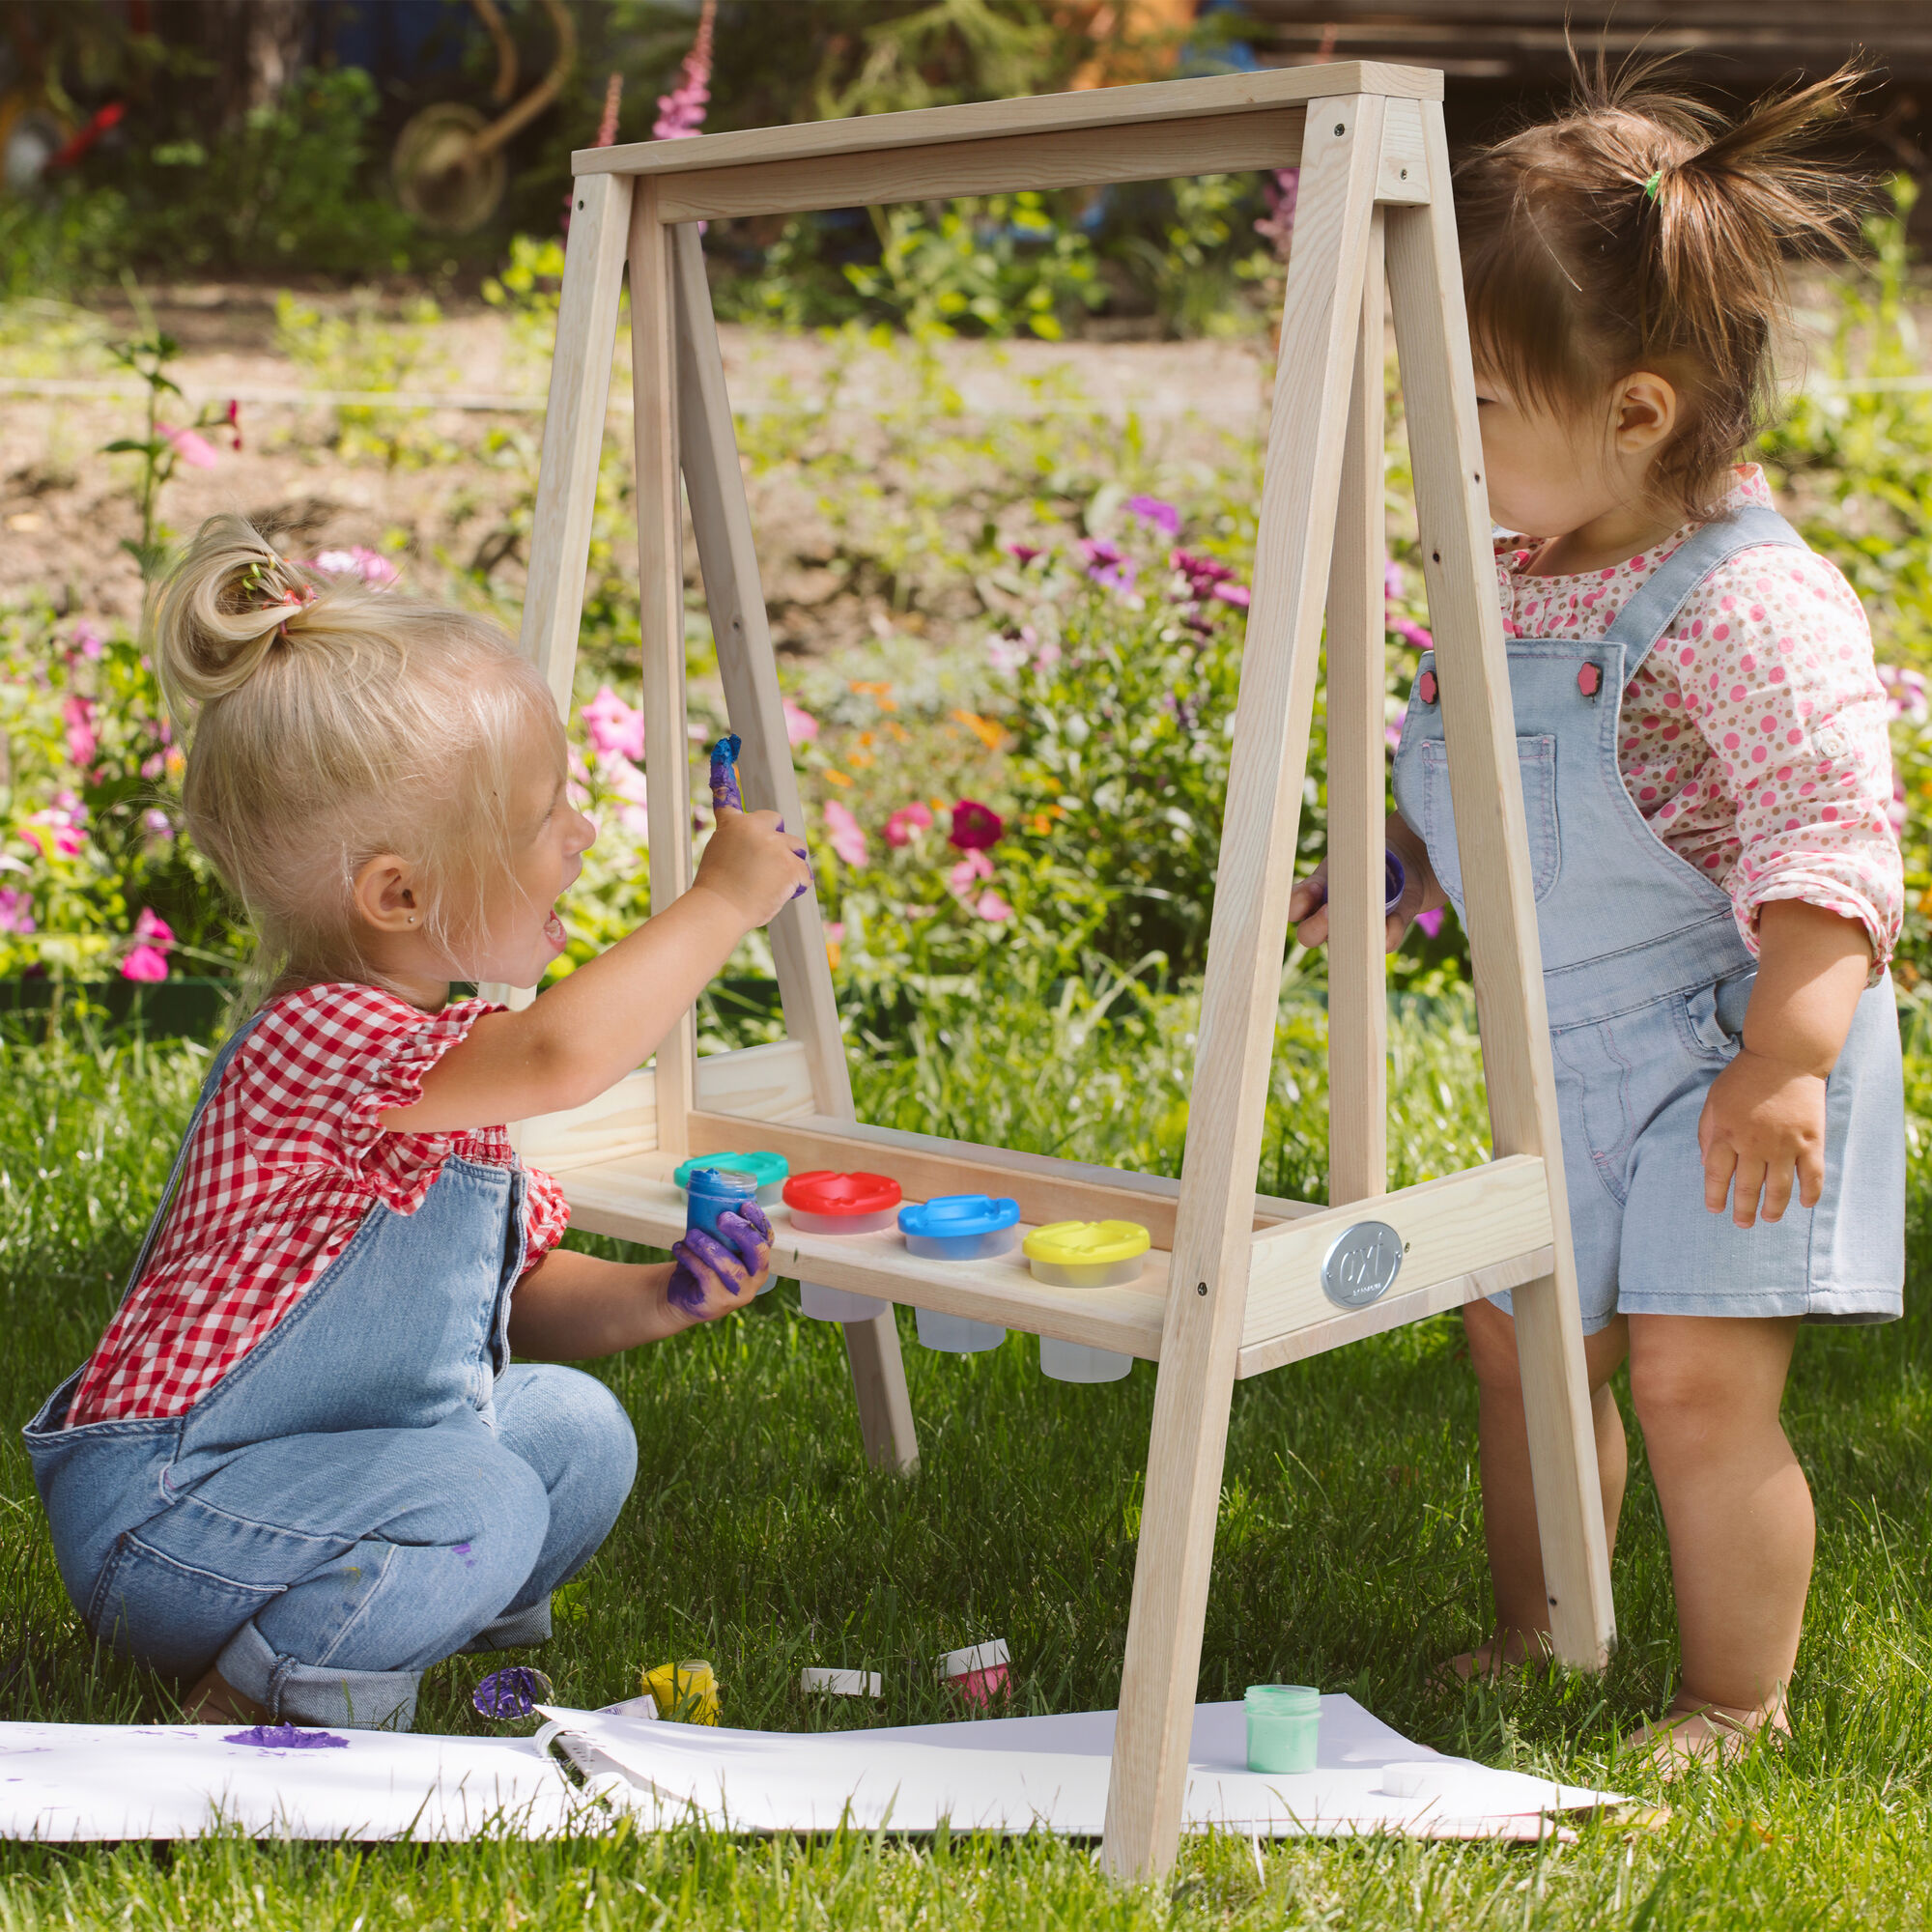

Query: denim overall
23,1014,637,1729
1391,504,1905,1331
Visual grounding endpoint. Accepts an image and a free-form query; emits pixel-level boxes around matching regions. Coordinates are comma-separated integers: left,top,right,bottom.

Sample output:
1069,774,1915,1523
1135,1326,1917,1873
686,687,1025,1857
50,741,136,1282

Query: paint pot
675,1150,789,1207
801,1666,883,1699
682,1165,759,1238
1038,1336,1133,1383
786,1171,900,1322
1244,1684,1319,1775
937,1638,1010,1707
1303,850,1406,917
471,1664,554,1720
784,1170,901,1236
1022,1220,1151,1289
1378,1761,1447,1800
899,1194,1015,1352
641,1658,722,1724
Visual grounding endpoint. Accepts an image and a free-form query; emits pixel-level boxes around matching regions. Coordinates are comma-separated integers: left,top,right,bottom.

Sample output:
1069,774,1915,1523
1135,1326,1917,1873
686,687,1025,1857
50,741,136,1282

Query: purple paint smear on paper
709,734,743,812
224,1724,349,1749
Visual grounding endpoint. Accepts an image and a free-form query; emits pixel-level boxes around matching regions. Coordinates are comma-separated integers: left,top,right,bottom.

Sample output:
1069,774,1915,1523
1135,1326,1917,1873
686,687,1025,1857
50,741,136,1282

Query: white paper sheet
0,1700,1621,1842
543,1696,1623,1841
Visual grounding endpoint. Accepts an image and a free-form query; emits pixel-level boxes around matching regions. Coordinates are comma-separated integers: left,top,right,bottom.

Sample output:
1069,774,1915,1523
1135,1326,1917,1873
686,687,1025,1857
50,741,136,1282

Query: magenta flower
1007,541,1044,565
121,943,168,982
1170,550,1240,607
0,888,35,936
1416,906,1445,939
311,547,399,587
823,799,867,866
62,694,97,767
159,425,219,469
1880,664,1928,724
973,889,1015,923
1391,617,1434,651
134,907,175,952
653,0,715,141
1077,538,1136,593
1125,495,1180,536
21,810,84,861
225,399,242,451
1211,582,1251,609
582,685,645,762
948,800,1003,851
782,697,819,747
884,802,933,848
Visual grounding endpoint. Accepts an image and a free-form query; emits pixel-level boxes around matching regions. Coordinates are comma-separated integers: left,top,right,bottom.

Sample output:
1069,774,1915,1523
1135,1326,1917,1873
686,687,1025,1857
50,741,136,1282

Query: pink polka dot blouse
1496,465,1901,980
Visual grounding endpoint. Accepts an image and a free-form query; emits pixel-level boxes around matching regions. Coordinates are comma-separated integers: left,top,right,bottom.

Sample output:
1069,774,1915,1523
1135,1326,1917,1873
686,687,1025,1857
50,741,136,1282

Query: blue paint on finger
708,735,743,812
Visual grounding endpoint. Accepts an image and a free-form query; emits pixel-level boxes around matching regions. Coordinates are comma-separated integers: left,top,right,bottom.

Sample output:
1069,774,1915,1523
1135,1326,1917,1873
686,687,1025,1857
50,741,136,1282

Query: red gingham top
67,982,571,1426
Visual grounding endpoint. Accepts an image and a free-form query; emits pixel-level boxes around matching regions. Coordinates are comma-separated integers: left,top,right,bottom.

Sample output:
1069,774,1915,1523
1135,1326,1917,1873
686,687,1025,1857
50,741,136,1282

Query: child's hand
693,807,812,930
666,1202,774,1320
1291,818,1440,953
1696,1046,1828,1229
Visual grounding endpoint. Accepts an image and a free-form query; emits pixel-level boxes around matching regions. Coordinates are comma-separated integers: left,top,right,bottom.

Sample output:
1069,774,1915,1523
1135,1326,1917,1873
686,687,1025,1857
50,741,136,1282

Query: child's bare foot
1620,1697,1788,1779
1433,1628,1554,1690
182,1668,276,1727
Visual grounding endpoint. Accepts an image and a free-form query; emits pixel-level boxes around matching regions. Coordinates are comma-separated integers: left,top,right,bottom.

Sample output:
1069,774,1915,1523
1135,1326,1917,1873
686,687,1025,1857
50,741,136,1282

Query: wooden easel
507,63,1613,1882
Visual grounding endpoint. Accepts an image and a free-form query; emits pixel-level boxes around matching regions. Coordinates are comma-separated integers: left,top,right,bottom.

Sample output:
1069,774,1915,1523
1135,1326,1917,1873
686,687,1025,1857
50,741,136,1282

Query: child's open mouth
545,910,566,947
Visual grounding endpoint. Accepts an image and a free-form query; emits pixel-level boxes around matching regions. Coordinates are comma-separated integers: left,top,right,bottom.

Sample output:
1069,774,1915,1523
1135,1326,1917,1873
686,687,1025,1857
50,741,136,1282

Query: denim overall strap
1600,503,1804,681
113,1012,267,1312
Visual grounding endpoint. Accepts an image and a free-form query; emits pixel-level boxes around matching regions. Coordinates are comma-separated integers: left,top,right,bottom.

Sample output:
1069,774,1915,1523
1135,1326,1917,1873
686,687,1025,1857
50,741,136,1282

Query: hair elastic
1641,168,1664,202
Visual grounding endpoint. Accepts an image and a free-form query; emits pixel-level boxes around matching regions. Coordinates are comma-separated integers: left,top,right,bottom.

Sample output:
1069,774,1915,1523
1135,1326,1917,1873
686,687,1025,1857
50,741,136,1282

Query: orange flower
849,679,897,712
952,709,1007,752
823,769,853,787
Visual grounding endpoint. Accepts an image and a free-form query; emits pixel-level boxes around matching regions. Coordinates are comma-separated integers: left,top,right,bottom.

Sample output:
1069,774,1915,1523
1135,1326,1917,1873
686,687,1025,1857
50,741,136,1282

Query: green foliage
481,234,571,368
1112,173,1273,340
273,290,458,470
0,186,128,305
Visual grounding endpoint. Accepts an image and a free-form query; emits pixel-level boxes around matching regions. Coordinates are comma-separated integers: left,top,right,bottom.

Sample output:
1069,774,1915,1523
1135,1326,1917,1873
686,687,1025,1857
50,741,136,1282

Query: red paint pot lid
783,1170,902,1216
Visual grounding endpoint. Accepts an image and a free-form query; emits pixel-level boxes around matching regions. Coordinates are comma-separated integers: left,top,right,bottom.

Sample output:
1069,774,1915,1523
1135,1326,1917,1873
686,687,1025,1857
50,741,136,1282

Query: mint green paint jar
1244,1684,1319,1774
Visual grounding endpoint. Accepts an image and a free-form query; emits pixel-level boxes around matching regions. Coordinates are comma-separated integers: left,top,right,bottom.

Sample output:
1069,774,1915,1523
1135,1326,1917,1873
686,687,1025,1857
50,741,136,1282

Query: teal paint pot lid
674,1151,788,1193
898,1194,1020,1240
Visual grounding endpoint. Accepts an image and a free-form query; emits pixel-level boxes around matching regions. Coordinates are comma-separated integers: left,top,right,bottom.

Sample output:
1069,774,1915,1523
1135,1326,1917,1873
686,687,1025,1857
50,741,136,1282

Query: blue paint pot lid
898,1194,1021,1239
674,1151,788,1192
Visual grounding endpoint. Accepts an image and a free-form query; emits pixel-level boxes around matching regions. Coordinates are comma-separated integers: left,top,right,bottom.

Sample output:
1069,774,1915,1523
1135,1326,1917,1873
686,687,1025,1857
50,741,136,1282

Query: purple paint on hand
667,1202,772,1314
709,734,743,813
223,1724,349,1749
471,1665,555,1720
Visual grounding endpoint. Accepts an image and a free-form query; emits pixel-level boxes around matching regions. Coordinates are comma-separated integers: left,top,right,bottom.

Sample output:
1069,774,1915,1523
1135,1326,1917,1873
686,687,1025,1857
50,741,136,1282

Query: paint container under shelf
801,1666,883,1699
1024,1222,1149,1382
674,1150,788,1207
937,1638,1010,1707
785,1171,900,1322
898,1194,1016,1353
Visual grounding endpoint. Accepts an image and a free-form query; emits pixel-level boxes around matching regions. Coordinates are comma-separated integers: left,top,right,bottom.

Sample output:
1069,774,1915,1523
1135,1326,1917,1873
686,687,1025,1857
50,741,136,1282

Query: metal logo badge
1320,1220,1405,1310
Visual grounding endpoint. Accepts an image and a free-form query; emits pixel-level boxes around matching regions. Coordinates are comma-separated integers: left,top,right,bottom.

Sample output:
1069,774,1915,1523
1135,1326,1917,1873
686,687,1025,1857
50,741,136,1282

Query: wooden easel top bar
573,60,1442,180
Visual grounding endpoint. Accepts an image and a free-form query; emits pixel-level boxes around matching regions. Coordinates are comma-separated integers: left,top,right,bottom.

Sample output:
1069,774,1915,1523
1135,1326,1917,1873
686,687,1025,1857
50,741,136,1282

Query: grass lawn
0,1000,1924,1929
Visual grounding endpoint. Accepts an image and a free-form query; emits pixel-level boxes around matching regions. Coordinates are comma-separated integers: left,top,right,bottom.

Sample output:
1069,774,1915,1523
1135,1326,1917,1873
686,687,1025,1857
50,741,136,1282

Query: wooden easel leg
1100,98,1390,1883
1325,209,1389,1208
1383,101,1614,1668
668,223,918,1473
484,171,633,1018
630,182,696,1163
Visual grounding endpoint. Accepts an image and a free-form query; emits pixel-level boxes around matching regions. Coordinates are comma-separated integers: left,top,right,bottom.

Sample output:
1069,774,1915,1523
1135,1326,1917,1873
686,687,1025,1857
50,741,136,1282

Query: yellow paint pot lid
1023,1220,1151,1266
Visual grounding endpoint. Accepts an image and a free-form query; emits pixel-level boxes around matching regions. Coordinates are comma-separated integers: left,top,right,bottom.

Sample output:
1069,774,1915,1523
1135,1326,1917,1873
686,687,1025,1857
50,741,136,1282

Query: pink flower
653,0,715,140
1890,772,1910,832
1416,906,1445,939
62,694,96,767
1880,664,1928,724
1077,538,1136,594
21,810,84,860
782,697,819,747
310,546,399,587
823,799,867,866
973,890,1014,923
143,808,172,836
1007,541,1044,565
595,71,624,148
1125,495,1180,536
134,907,174,952
598,750,650,839
159,425,218,469
582,685,645,762
141,753,165,780
1255,166,1298,258
824,922,845,945
1384,560,1406,601
0,888,35,935
1390,617,1434,651
948,799,1004,850
121,944,168,982
71,622,104,661
1211,582,1251,608
949,848,994,896
884,802,933,847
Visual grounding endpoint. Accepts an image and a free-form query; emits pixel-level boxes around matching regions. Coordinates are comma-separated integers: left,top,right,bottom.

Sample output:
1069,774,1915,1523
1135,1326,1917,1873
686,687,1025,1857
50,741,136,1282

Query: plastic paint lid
897,1194,1020,1239
783,1170,902,1217
1023,1220,1151,1267
674,1151,788,1192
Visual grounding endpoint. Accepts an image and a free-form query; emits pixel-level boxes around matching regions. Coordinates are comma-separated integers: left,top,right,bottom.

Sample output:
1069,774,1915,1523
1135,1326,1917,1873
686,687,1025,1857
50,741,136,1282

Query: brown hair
1457,58,1870,521
151,515,563,996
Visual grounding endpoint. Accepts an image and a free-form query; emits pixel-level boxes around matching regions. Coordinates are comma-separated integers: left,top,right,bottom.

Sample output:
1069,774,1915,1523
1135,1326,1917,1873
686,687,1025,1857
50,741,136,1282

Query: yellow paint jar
642,1657,722,1724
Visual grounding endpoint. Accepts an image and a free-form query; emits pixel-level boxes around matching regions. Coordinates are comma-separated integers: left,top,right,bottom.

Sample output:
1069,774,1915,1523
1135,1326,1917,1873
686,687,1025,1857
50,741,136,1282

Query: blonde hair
151,515,564,995
1458,59,1869,522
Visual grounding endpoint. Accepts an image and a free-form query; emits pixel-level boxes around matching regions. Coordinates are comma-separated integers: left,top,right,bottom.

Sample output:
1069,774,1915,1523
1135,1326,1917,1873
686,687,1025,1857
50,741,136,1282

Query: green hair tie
1642,168,1664,203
